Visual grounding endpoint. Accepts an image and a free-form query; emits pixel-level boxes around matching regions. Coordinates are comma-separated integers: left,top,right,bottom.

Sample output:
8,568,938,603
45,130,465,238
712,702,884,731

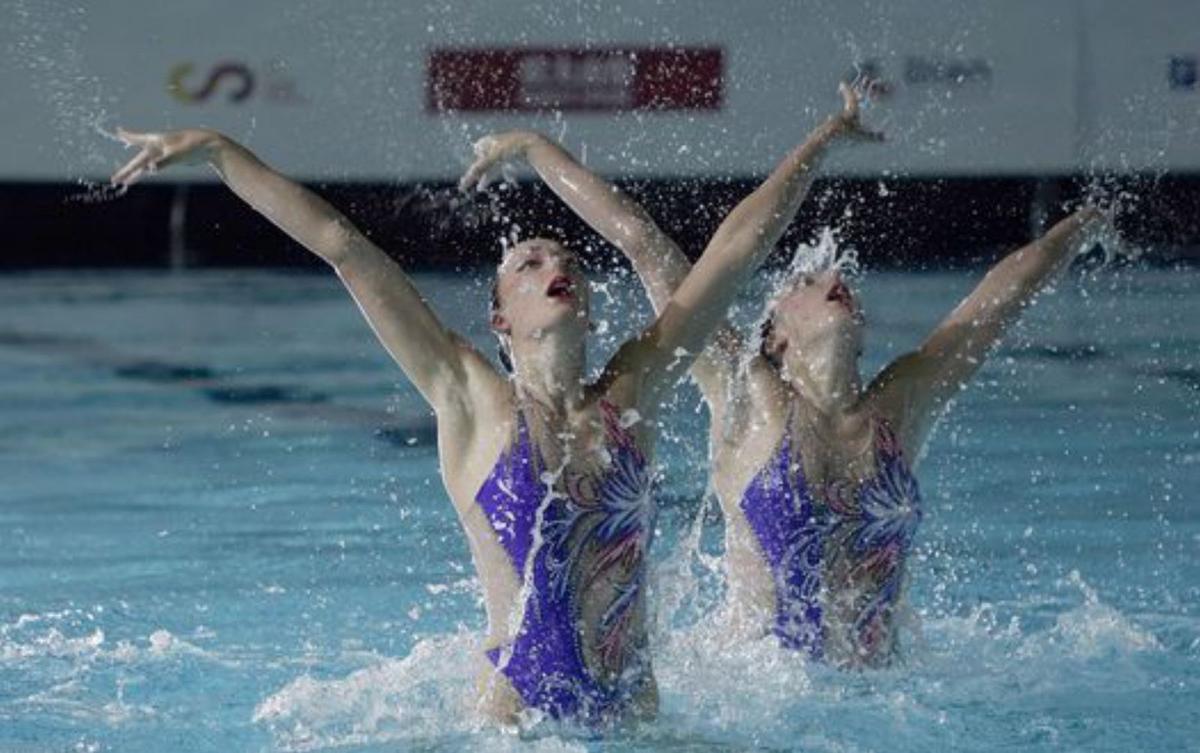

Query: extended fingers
472,135,499,159
458,159,489,193
460,136,506,192
111,149,157,187
115,127,154,148
838,81,859,116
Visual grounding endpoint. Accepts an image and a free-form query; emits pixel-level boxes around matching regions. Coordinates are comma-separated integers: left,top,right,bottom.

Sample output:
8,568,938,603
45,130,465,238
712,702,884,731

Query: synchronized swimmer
469,83,1102,667
112,79,1103,727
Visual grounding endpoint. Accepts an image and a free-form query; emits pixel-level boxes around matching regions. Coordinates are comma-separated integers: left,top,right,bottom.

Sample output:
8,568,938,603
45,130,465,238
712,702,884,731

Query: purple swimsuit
739,414,923,661
474,401,656,725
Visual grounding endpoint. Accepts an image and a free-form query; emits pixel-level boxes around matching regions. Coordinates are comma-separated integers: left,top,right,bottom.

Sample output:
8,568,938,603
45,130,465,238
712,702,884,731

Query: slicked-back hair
759,313,782,372
489,275,513,373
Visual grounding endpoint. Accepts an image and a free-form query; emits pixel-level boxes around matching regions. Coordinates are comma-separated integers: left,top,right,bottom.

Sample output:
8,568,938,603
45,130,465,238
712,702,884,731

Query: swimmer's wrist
516,131,552,154
812,117,845,145
198,131,243,166
201,131,229,156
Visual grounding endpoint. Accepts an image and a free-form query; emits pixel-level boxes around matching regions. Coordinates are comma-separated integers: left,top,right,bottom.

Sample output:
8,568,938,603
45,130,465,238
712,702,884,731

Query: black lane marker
1147,366,1200,391
203,385,329,405
115,361,216,383
373,425,439,448
0,328,436,445
1002,343,1109,362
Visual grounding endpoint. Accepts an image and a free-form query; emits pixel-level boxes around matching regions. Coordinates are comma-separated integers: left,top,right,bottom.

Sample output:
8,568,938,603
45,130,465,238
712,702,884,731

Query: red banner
427,46,723,113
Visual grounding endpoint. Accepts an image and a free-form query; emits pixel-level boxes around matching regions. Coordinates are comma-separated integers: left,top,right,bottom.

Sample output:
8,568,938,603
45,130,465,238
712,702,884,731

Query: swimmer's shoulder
861,353,934,460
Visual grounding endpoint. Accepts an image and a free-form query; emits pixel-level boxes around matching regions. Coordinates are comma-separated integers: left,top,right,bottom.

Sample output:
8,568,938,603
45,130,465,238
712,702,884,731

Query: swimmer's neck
508,329,588,413
780,345,862,415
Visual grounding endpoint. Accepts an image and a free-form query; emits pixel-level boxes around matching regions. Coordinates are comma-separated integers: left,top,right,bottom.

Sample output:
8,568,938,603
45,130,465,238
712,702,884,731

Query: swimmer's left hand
459,131,545,193
827,77,885,143
111,128,220,187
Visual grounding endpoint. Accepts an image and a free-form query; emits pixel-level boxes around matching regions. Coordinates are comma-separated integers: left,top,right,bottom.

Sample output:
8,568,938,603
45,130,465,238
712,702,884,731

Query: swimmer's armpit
872,206,1106,452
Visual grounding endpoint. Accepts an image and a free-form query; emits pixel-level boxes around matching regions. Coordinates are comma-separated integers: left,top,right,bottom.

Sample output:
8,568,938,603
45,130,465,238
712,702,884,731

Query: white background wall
3,0,1198,182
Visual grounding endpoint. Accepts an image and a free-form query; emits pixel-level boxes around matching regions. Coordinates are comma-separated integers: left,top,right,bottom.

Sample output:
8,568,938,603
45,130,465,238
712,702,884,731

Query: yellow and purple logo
167,60,304,105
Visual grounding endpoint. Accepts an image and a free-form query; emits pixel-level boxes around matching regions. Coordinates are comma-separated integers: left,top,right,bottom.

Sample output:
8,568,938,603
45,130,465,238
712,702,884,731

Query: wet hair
500,226,573,256
758,311,782,371
489,276,513,373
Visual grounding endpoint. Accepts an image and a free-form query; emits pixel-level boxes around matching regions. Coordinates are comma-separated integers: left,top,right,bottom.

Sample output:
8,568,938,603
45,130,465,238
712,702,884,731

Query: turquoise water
1,268,1197,752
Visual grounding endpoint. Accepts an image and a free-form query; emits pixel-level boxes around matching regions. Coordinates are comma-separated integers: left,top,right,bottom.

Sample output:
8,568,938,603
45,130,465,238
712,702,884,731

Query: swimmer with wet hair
110,97,868,726
470,79,1106,667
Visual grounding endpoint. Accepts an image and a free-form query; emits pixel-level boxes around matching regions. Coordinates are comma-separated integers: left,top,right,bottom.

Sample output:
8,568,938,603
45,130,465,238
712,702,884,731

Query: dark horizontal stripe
1145,367,1200,391
2,175,1199,270
0,326,435,440
202,385,329,405
373,425,439,448
115,361,217,383
1002,343,1110,362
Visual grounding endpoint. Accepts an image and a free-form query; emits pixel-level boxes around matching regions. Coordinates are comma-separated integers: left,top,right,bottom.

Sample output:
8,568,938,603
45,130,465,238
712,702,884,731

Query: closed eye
517,258,541,272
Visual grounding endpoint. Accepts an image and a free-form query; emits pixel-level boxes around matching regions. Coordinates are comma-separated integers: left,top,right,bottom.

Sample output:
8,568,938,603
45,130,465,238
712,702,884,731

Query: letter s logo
168,62,255,104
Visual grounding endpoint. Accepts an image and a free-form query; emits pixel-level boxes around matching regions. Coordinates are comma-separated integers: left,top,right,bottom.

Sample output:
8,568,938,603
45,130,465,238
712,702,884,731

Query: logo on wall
1169,56,1197,90
167,60,305,105
427,46,723,112
848,56,992,95
904,56,992,86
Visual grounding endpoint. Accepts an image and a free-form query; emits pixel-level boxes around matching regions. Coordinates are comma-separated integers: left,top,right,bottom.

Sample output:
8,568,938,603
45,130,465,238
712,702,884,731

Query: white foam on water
10,0,120,202
253,630,486,751
252,627,600,751
1026,570,1162,659
915,569,1162,689
0,610,240,733
0,611,219,668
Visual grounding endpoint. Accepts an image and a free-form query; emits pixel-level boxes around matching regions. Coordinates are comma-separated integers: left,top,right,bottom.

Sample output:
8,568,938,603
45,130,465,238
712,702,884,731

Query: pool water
1,267,1197,752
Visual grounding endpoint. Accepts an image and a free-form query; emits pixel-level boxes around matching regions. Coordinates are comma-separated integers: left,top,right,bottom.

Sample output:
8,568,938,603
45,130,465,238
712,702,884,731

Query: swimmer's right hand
111,128,222,187
458,131,546,193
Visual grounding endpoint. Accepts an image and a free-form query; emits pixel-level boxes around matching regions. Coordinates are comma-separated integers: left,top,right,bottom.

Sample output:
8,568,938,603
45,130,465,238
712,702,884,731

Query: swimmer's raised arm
598,84,884,410
870,206,1105,455
460,133,676,297
461,130,737,403
111,128,499,412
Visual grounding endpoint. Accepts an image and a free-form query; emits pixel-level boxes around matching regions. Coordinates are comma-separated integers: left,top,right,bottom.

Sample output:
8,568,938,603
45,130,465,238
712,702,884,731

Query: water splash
10,1,118,199
253,631,485,751
1037,570,1162,658
784,225,862,279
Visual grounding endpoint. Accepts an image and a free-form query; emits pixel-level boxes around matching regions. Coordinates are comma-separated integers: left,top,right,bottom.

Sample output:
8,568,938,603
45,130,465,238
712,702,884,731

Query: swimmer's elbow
320,218,359,269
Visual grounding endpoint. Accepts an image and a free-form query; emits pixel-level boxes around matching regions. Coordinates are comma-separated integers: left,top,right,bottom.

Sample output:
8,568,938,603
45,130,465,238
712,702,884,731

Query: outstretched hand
458,131,544,193
828,76,885,142
111,128,219,187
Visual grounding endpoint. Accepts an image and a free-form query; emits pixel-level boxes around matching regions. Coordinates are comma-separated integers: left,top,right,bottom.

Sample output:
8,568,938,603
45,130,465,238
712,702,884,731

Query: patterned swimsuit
738,413,923,662
474,400,656,724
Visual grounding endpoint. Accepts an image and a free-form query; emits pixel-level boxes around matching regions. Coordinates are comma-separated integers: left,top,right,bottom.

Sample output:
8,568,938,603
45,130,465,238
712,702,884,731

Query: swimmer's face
491,239,589,343
764,269,865,364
